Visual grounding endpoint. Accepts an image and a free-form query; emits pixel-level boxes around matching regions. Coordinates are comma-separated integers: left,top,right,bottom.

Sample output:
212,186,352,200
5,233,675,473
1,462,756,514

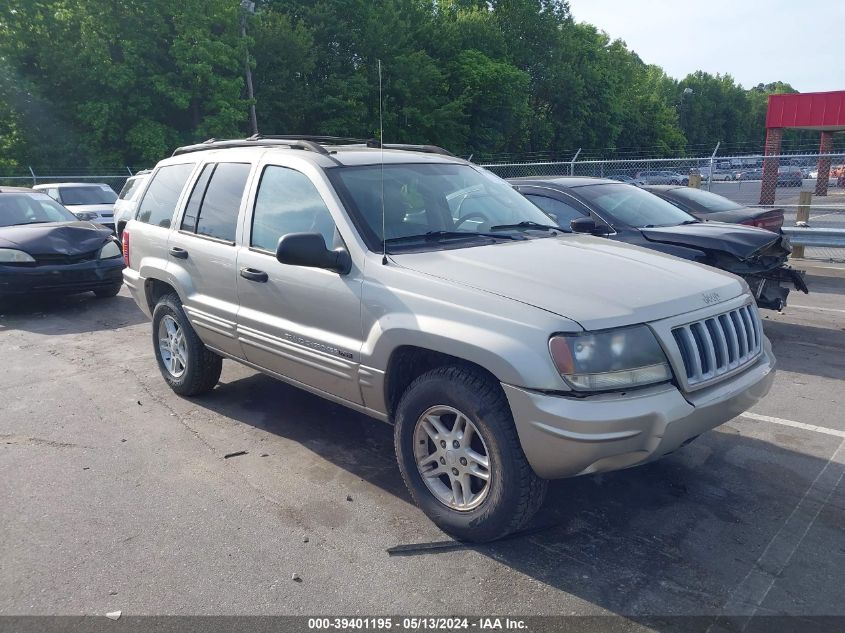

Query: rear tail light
121,230,130,267
742,214,784,232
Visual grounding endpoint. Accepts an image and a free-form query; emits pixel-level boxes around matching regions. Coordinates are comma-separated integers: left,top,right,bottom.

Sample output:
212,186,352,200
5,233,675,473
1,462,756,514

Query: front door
236,163,364,405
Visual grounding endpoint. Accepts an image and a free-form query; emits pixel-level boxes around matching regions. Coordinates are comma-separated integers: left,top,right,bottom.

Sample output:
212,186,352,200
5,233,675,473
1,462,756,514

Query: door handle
240,267,268,283
168,246,188,259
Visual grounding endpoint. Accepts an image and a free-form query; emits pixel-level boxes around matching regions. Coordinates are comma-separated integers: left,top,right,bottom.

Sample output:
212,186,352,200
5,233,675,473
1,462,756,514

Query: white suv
33,182,118,233
114,170,151,237
122,136,776,541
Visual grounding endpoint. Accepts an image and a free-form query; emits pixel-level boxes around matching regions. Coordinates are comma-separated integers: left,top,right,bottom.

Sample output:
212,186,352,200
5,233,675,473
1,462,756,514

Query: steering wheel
454,211,491,229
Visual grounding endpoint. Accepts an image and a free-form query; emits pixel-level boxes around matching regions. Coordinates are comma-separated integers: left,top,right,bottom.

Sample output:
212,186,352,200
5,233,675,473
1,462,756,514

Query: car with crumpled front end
0,187,124,301
510,177,807,311
121,137,776,542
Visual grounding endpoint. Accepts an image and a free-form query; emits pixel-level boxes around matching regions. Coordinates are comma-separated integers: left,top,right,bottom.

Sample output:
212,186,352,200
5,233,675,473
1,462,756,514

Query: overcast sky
567,0,838,93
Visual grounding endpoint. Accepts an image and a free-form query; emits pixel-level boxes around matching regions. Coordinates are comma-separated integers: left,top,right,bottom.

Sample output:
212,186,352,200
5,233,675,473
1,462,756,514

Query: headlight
0,248,36,263
99,241,122,259
549,325,672,391
75,211,99,221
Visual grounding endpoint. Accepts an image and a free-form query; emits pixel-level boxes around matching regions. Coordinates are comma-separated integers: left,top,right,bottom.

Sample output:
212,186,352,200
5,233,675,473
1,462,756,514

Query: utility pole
240,0,258,135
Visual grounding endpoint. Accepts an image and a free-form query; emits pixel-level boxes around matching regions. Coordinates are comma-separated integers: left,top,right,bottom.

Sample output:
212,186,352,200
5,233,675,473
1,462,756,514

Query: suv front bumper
504,338,775,479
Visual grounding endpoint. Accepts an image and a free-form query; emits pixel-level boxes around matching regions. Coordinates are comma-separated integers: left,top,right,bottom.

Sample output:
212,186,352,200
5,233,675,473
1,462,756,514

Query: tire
394,365,547,542
151,293,222,396
94,284,122,299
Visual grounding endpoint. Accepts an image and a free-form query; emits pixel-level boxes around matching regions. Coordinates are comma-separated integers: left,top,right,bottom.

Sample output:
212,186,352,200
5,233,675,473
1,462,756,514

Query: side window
524,194,586,228
136,163,195,228
192,163,251,242
251,166,336,252
180,164,214,233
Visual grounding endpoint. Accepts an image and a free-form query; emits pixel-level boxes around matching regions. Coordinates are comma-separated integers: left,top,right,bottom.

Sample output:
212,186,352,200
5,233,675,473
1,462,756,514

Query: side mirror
570,217,596,234
276,232,351,275
570,217,610,236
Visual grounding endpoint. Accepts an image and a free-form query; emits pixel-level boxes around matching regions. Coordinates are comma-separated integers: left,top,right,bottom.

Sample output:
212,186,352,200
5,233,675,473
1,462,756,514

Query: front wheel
394,365,547,542
151,293,222,396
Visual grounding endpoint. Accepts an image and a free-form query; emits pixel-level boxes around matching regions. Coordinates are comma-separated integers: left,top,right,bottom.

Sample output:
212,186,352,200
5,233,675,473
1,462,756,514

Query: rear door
235,161,365,404
130,161,197,277
167,161,254,358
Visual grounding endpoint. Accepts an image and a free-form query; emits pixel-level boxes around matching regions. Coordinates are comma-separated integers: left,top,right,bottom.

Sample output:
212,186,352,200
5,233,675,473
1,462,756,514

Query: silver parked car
122,137,776,541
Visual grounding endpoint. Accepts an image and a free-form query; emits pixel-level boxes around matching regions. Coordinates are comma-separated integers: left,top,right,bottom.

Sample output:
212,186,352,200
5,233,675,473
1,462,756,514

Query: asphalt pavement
1,263,843,624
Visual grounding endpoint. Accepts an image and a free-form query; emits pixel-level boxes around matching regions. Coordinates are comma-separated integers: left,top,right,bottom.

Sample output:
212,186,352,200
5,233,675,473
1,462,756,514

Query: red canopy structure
761,90,845,204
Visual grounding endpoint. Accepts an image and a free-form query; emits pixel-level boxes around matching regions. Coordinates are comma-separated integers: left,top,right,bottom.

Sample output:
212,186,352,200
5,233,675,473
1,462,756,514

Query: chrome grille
672,304,762,386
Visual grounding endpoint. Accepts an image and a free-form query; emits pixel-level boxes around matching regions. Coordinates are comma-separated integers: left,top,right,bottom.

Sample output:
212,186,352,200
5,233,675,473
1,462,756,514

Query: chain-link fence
0,167,136,196
481,151,845,262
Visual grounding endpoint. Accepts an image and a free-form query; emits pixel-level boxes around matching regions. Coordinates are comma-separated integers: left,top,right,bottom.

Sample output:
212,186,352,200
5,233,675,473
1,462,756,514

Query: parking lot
1,263,843,623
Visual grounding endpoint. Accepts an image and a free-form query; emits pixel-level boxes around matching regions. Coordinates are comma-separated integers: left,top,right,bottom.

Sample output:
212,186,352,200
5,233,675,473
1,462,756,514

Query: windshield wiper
385,230,520,245
489,221,561,232
679,219,701,225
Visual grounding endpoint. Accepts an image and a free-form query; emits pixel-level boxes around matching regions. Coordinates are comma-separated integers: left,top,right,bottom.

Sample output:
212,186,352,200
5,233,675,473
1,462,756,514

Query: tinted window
251,166,336,251
0,193,78,227
194,163,250,242
180,164,214,233
137,163,195,228
665,187,742,213
575,183,696,228
59,185,118,205
524,194,586,229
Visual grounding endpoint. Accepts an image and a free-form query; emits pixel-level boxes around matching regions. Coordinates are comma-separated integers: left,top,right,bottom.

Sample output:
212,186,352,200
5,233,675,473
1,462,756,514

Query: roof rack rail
172,136,331,157
379,143,454,157
171,135,455,158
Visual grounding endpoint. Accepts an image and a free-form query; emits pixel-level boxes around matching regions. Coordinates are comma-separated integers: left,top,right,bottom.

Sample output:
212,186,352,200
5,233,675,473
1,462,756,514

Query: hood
0,221,114,255
64,204,114,213
640,223,784,260
391,236,745,331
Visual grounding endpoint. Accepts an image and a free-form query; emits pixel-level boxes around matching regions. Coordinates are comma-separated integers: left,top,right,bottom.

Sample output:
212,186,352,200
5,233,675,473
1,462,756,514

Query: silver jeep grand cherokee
122,136,775,542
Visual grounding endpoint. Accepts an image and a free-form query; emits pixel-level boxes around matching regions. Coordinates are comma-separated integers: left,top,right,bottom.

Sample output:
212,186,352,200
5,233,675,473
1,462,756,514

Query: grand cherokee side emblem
702,292,721,305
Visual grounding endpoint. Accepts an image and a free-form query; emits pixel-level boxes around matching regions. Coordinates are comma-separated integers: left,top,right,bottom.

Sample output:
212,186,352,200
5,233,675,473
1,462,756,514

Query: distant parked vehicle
634,170,689,186
643,185,784,232
777,166,803,187
33,182,118,233
113,170,151,237
737,168,764,181
698,166,735,181
607,173,637,184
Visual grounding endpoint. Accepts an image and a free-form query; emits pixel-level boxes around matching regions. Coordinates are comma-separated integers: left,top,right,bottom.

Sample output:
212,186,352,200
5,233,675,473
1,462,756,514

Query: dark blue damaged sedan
0,187,124,301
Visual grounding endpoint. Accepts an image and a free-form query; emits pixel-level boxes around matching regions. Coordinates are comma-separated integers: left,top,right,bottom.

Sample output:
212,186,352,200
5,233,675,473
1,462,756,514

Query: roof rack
171,135,455,158
240,135,454,156
172,136,331,157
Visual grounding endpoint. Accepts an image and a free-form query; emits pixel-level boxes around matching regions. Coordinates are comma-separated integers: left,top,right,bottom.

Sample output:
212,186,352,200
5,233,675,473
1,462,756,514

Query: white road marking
787,304,845,314
741,412,845,438
708,438,845,629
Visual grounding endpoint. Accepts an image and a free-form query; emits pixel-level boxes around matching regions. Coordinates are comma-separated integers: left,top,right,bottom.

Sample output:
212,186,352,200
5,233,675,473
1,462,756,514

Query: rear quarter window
136,163,195,228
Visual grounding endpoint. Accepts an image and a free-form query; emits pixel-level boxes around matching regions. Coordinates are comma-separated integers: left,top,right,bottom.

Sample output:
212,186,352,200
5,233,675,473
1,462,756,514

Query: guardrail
782,227,845,248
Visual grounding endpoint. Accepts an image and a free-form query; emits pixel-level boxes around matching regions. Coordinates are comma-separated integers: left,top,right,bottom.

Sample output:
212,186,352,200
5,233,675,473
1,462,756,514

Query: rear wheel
394,365,547,542
151,293,222,396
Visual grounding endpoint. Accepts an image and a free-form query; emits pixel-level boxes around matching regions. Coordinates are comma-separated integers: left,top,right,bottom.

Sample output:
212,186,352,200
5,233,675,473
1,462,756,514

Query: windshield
60,185,118,205
666,187,743,213
331,163,558,251
0,193,79,227
575,183,697,228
